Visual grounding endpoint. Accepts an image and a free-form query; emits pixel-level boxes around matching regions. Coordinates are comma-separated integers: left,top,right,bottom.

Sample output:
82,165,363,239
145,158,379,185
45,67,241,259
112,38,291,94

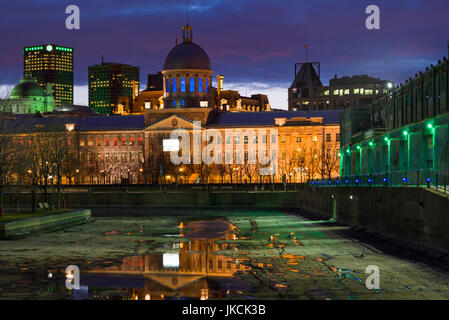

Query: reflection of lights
179,222,184,229
145,294,151,300
200,289,209,300
232,234,238,240
135,295,139,300
65,123,75,131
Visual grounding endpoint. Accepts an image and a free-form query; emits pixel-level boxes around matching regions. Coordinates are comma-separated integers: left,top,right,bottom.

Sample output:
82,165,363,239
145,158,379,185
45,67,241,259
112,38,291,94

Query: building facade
288,62,393,111
340,56,449,183
23,44,74,106
88,62,140,114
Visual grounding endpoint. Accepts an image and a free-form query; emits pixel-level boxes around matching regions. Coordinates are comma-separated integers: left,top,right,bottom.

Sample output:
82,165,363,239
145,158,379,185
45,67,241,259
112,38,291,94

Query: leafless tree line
0,119,70,212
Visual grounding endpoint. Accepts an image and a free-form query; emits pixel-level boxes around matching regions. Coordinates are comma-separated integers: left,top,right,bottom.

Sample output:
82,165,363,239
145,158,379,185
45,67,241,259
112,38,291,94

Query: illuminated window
189,77,195,92
172,78,177,92
206,79,209,93
198,78,203,93
344,89,350,95
138,137,144,146
166,79,170,92
296,136,301,142
180,77,186,92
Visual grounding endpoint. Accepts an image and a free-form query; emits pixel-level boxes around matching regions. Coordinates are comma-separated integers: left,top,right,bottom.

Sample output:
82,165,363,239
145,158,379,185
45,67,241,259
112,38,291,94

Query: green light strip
23,46,73,52
24,46,43,51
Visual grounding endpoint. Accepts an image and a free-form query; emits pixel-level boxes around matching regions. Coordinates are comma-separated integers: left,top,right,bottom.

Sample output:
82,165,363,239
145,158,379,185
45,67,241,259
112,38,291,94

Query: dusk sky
0,0,448,109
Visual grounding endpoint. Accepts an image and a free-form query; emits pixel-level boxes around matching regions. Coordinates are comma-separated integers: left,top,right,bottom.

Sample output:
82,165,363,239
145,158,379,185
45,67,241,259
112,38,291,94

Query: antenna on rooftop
304,44,309,62
187,0,189,25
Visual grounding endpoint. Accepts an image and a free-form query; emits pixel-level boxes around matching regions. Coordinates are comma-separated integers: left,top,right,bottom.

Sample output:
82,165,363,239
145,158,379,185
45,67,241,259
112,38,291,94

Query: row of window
81,151,144,163
166,77,210,93
80,136,144,147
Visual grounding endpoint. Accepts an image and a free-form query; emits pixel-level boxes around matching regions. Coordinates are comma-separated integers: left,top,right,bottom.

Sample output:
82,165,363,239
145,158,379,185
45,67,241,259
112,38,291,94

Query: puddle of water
58,220,252,300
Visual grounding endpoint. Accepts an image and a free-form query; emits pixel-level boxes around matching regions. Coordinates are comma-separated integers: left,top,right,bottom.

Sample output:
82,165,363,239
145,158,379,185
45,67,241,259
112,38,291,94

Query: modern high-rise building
88,62,140,114
23,44,74,106
288,62,393,111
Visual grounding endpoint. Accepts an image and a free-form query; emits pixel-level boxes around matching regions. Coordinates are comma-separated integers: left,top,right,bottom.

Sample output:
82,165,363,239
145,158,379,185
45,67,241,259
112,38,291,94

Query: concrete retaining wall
0,209,92,240
3,187,449,251
295,187,449,252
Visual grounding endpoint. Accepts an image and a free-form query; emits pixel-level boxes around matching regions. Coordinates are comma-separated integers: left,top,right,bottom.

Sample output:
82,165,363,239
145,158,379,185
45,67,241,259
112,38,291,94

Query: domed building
1,76,55,114
162,24,213,109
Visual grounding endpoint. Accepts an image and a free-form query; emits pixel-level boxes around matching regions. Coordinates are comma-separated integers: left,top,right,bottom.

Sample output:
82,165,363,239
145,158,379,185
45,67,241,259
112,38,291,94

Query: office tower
88,62,140,114
23,44,74,106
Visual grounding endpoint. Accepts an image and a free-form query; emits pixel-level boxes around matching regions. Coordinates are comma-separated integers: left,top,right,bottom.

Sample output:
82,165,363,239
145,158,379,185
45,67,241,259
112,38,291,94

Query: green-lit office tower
23,44,74,106
88,62,140,114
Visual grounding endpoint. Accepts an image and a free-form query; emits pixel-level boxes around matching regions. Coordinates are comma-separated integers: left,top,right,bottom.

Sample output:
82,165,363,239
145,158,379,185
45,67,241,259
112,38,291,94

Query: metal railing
308,169,449,193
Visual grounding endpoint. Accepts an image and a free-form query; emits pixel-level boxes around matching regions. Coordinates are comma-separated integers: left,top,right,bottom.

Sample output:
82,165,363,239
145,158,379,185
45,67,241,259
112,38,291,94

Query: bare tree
0,119,15,214
320,142,340,179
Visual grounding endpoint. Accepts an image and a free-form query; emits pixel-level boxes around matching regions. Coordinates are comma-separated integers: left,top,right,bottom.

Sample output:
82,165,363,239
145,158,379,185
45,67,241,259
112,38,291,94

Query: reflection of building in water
87,238,250,300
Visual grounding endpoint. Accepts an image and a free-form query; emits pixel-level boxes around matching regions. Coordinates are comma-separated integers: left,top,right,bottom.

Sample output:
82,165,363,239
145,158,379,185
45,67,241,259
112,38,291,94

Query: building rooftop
3,110,341,133
208,110,341,127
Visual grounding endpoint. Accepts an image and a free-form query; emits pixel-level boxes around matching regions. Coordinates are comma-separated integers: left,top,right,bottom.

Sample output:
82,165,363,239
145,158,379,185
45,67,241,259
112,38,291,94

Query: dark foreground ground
1,208,449,300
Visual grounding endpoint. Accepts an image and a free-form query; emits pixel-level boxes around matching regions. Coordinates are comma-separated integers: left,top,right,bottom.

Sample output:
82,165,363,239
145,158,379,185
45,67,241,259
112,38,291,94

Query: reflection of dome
163,42,211,70
11,79,44,98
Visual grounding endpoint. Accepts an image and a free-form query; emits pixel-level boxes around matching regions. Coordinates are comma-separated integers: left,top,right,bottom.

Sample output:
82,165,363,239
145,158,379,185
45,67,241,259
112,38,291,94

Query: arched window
166,79,170,93
180,77,186,92
172,78,177,92
189,77,195,92
198,78,203,93
206,79,209,93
